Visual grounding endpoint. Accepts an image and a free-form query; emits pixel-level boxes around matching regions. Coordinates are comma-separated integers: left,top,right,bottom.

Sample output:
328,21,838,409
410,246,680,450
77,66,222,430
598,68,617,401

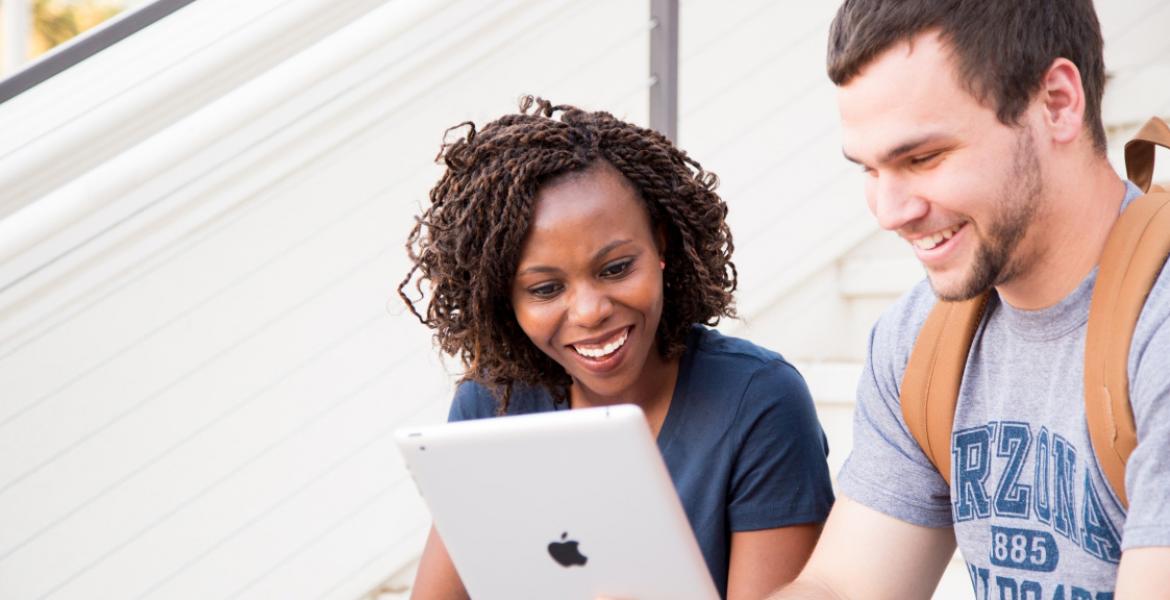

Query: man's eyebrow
882,134,945,163
842,133,948,167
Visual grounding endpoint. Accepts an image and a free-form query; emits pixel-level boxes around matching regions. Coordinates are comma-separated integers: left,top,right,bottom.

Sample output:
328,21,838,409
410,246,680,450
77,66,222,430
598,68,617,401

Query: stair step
793,360,863,407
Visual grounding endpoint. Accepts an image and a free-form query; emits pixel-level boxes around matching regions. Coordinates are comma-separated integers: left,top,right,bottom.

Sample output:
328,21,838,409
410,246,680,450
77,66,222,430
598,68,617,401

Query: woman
399,97,833,599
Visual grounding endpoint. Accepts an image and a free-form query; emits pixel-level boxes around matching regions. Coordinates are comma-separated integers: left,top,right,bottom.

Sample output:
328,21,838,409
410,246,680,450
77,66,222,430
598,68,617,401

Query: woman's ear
655,224,668,263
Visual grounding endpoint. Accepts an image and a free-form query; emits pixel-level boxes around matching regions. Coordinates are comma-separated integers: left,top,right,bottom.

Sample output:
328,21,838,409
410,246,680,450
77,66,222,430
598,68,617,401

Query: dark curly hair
399,97,737,413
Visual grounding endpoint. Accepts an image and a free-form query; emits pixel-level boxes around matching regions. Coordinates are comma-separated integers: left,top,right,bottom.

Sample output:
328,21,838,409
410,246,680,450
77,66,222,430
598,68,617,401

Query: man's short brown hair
827,0,1107,152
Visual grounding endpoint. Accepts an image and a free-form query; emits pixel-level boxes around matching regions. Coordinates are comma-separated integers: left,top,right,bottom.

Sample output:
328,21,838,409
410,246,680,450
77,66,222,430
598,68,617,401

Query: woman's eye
528,283,562,298
600,259,633,278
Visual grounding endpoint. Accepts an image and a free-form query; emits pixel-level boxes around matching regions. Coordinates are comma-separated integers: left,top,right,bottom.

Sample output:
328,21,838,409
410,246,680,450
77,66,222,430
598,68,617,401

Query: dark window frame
0,0,198,105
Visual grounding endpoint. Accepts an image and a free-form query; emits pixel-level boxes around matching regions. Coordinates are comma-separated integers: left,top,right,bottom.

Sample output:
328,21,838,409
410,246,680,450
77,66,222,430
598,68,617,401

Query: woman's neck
569,351,681,437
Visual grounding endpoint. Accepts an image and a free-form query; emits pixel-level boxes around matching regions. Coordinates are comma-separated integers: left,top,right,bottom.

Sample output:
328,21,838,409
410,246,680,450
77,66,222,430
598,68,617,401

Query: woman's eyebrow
515,239,634,277
516,265,560,276
592,239,633,262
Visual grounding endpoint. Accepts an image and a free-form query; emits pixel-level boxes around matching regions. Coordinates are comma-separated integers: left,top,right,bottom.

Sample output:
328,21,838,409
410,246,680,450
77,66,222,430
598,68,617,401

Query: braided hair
399,96,737,413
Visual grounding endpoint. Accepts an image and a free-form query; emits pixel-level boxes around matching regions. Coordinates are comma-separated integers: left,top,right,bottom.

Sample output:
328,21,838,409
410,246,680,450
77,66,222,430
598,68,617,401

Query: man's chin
926,272,988,303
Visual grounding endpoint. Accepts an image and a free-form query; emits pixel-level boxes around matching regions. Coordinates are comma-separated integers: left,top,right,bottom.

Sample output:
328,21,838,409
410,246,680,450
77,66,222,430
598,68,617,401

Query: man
772,1,1170,598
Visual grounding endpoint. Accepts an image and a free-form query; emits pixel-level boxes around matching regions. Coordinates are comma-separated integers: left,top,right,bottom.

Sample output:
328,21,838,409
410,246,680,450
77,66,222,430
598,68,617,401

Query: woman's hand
410,526,469,600
726,523,822,599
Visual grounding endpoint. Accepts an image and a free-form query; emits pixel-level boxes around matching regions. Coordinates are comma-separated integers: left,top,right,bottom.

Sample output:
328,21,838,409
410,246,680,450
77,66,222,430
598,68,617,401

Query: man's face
837,33,1046,301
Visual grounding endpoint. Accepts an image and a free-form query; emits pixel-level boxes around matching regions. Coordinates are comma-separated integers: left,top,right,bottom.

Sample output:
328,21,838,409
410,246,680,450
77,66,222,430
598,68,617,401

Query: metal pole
649,0,678,143
3,0,32,75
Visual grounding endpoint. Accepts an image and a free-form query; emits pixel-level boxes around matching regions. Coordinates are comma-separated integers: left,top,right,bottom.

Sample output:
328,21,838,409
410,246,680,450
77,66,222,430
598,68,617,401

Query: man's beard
932,130,1044,302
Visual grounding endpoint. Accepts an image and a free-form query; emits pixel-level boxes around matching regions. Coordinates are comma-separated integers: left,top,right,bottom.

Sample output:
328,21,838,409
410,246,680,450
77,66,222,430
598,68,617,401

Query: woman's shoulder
449,380,498,422
682,325,810,413
674,328,833,525
686,325,800,380
449,379,558,421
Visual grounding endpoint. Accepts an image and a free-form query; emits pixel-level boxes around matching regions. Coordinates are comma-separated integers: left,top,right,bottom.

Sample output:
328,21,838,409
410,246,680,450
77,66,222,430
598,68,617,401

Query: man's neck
996,159,1127,310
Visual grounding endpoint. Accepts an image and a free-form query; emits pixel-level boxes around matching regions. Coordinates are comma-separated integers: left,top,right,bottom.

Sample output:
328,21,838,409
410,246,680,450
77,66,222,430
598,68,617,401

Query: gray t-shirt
839,182,1170,598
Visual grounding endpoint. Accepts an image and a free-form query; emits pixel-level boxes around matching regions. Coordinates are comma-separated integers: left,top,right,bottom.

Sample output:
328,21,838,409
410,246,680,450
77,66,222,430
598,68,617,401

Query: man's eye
529,283,562,298
600,259,633,278
910,152,942,166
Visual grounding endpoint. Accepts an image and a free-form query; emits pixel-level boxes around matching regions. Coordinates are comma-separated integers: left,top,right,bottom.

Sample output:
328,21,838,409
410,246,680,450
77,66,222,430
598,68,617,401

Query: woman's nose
567,284,614,329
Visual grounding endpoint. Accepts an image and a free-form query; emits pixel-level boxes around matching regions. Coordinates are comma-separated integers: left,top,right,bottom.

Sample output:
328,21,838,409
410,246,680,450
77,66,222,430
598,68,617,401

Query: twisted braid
400,97,736,414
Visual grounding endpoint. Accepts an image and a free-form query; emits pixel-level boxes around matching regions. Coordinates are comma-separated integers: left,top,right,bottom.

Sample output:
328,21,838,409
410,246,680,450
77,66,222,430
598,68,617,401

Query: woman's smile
569,324,630,358
565,325,633,373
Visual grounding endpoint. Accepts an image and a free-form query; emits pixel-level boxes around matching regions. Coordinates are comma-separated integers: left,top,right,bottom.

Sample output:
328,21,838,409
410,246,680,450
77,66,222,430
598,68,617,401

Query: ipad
395,404,720,600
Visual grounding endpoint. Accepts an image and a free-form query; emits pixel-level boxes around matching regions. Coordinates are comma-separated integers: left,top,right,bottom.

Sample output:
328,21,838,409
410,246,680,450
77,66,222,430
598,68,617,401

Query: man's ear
1037,57,1086,146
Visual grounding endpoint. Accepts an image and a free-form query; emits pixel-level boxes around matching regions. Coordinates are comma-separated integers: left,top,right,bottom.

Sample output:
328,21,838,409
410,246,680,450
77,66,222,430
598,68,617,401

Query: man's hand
1115,547,1170,599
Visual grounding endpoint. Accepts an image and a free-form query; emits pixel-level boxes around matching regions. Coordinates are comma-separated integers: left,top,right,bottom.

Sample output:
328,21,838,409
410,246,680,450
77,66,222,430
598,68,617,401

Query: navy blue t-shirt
448,325,835,596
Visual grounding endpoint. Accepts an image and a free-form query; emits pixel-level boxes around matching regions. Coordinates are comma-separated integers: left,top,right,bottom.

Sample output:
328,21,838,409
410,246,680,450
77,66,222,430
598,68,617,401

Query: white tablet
395,404,720,600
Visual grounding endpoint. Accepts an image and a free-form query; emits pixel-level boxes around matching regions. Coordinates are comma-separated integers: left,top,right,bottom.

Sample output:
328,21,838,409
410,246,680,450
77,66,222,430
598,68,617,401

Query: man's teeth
913,224,962,251
573,329,629,359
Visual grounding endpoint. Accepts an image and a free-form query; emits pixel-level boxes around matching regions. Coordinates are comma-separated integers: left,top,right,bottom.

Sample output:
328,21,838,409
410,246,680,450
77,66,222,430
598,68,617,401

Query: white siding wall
0,1,647,598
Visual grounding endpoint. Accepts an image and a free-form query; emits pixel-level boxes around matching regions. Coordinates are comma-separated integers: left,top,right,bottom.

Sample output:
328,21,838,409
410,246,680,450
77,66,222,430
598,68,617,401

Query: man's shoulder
1119,181,1170,352
1143,252,1170,315
1131,252,1170,373
870,279,938,364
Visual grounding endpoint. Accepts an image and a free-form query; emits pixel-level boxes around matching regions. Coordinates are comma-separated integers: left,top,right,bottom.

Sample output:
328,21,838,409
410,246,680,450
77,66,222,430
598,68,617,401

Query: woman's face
510,163,666,400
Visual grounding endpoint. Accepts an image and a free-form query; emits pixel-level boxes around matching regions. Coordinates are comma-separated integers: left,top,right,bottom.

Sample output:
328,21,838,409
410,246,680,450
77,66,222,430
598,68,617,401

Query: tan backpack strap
1124,117,1170,192
1085,189,1170,511
901,293,990,486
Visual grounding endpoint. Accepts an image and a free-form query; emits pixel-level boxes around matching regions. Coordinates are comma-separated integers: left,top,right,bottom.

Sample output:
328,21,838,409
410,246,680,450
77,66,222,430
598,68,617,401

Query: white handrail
0,0,397,218
0,0,451,292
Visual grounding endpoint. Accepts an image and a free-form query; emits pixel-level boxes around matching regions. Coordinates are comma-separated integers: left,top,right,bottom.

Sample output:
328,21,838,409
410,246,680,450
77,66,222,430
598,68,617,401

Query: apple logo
548,531,588,567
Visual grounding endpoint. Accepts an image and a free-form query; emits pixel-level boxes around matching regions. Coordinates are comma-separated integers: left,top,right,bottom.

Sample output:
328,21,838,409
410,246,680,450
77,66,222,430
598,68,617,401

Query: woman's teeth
913,224,962,251
572,328,629,359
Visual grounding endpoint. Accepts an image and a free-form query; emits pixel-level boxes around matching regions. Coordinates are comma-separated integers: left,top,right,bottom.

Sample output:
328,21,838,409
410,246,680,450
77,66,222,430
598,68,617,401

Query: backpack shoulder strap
1085,116,1170,510
1124,117,1170,192
901,293,990,486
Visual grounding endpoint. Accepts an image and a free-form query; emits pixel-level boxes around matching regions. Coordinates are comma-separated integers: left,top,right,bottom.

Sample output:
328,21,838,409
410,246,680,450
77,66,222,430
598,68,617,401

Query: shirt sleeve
1121,261,1170,549
836,289,954,528
726,360,835,531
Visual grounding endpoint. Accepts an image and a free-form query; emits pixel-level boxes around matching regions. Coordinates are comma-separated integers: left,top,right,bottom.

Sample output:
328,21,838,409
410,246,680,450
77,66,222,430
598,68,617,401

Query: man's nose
868,173,929,232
